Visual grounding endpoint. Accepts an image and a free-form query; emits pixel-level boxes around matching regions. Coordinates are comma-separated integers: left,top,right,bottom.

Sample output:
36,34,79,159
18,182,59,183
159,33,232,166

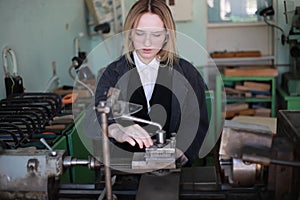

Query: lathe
0,95,300,200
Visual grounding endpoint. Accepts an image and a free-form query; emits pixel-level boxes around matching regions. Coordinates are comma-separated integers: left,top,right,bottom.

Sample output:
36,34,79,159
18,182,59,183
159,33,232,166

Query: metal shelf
226,98,272,103
209,56,275,66
216,75,276,120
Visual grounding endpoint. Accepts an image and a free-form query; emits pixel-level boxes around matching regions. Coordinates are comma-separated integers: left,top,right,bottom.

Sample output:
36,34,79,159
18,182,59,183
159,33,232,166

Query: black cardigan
95,55,209,166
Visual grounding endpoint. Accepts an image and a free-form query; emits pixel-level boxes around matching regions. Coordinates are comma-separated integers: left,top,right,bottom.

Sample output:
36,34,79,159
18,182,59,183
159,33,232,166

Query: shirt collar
133,51,160,71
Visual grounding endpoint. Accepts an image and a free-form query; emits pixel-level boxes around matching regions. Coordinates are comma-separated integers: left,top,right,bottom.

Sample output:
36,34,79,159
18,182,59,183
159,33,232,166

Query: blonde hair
123,0,178,66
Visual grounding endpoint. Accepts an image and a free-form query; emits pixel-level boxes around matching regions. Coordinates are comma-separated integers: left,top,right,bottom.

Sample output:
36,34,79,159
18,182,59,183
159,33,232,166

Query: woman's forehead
135,12,164,29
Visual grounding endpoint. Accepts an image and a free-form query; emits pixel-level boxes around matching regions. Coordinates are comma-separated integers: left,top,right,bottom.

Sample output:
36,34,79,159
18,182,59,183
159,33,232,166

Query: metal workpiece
156,129,166,145
63,156,89,167
0,149,66,200
132,135,176,170
63,156,103,170
88,156,104,170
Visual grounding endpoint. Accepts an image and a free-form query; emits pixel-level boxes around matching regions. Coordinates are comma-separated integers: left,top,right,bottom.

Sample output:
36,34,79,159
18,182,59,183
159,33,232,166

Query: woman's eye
152,33,162,37
135,31,145,36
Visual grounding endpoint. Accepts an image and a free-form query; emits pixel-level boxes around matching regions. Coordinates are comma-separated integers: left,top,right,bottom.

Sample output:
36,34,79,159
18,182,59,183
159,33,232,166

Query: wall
6,0,297,98
88,0,207,73
0,0,90,99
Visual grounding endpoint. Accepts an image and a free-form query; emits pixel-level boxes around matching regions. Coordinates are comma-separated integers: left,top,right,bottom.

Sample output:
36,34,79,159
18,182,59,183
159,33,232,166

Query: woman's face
132,12,166,64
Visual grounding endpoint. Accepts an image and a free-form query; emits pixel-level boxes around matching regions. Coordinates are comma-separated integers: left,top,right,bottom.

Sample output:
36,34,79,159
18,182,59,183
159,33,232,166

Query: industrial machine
0,86,300,200
282,6,300,96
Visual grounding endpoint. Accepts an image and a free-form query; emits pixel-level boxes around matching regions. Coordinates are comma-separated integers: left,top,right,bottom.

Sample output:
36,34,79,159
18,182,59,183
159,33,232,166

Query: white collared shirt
133,51,159,112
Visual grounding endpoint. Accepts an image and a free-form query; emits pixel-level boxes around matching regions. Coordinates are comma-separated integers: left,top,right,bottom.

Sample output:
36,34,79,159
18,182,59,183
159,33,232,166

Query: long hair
123,0,178,66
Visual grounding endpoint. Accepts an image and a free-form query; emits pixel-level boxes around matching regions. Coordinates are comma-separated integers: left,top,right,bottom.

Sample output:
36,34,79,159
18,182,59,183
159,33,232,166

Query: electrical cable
76,76,95,97
263,17,285,35
9,76,15,95
68,64,95,97
44,61,60,92
263,16,287,45
44,76,59,93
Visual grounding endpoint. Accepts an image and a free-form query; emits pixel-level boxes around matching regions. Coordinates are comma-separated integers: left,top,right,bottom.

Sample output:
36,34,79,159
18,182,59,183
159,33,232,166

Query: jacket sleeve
180,61,209,166
94,62,121,126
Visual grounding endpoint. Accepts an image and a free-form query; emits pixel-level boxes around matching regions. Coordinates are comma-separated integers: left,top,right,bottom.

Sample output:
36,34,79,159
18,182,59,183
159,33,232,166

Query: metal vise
132,130,177,170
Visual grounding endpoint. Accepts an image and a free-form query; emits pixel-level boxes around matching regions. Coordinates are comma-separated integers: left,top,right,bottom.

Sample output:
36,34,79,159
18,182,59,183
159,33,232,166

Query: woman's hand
108,123,153,149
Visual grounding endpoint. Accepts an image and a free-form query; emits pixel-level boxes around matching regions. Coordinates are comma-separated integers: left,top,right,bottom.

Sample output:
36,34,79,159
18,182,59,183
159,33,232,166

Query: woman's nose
143,34,152,47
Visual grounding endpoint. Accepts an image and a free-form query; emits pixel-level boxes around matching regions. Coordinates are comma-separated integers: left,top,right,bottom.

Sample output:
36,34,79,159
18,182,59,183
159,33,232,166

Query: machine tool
0,92,300,199
282,6,300,96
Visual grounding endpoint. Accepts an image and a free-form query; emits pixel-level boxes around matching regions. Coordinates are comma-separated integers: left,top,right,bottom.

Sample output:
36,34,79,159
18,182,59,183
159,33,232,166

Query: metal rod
73,159,90,165
99,102,113,200
40,138,57,156
270,159,300,167
121,114,162,130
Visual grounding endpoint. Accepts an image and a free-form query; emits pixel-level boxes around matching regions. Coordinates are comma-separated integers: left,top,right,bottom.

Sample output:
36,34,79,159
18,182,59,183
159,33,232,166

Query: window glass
207,0,272,23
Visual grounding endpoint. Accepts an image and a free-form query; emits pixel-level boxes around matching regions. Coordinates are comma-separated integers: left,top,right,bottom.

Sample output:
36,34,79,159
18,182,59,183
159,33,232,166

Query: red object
169,0,175,6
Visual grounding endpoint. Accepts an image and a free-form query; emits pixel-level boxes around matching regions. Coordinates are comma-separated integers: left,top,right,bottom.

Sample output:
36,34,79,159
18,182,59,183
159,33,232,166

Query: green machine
278,6,300,109
282,7,300,96
52,115,96,184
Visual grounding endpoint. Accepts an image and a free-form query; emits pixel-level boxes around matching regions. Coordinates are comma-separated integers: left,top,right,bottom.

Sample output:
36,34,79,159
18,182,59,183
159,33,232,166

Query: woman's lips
142,49,152,54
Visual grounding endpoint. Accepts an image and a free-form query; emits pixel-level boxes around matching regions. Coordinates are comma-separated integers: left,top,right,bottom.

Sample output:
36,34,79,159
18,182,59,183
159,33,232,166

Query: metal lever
40,138,57,156
120,114,162,130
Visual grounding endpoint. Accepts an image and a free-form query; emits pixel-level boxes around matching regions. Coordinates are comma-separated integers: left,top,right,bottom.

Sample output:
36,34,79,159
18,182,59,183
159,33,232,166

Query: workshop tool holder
0,92,73,149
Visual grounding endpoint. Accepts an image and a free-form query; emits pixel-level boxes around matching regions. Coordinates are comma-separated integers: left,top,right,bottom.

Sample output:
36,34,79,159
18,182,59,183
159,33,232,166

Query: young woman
95,0,209,166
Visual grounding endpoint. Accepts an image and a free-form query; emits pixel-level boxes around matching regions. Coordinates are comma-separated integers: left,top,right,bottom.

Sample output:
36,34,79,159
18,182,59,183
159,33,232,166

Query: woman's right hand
108,123,153,149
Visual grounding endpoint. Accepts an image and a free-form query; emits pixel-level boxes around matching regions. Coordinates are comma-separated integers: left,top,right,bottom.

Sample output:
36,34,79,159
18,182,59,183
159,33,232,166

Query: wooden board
224,66,278,77
211,51,261,58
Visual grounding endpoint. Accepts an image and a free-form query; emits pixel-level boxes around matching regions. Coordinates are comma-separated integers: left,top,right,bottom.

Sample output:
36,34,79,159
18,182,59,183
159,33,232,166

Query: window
207,0,272,23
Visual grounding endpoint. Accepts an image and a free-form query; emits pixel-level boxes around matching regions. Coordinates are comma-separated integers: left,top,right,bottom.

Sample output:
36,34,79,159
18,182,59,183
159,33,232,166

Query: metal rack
0,92,73,149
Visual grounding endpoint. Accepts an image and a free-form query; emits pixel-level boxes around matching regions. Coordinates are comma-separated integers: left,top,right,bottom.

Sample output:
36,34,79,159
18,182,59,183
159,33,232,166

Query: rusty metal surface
220,121,273,159
219,120,273,187
0,149,65,200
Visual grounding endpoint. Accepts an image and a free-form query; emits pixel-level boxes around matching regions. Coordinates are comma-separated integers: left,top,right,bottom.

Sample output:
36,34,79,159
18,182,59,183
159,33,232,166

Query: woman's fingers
108,123,153,148
125,124,153,148
132,124,153,147
121,134,136,146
